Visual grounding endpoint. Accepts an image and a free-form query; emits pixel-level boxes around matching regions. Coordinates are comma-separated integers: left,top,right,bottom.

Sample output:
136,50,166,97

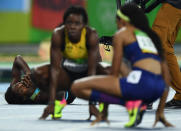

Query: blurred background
0,0,181,82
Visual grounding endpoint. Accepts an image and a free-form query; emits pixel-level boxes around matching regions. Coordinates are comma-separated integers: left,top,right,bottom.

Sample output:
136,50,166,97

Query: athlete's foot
91,115,102,126
88,105,100,121
99,103,110,124
87,104,103,125
147,103,153,110
136,104,147,126
91,103,110,125
165,99,181,109
124,100,146,128
51,99,67,120
87,104,99,121
39,99,67,120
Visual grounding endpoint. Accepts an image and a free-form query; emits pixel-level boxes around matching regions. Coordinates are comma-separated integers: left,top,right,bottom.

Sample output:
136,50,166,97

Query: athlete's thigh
74,75,121,97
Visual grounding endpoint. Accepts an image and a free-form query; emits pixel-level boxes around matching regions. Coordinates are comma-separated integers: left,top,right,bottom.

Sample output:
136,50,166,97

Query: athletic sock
90,90,125,105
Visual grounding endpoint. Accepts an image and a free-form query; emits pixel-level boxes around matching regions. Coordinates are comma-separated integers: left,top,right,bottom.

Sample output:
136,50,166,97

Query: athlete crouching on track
71,3,173,128
38,5,111,120
5,6,110,120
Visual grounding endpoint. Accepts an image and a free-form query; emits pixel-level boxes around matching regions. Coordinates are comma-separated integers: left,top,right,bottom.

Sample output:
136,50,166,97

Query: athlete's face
65,14,85,39
12,82,26,95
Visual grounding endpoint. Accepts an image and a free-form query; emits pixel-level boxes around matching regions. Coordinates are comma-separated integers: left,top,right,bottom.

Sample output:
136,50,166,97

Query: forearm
14,55,31,74
157,86,169,113
49,68,59,102
88,63,96,76
156,61,170,114
87,30,99,76
11,56,32,85
87,50,98,76
49,41,62,102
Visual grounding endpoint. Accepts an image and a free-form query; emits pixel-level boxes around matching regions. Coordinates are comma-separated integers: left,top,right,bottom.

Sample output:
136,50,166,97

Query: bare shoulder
114,27,128,42
86,26,98,36
85,26,98,47
114,27,136,46
115,27,127,38
53,25,65,36
51,25,65,45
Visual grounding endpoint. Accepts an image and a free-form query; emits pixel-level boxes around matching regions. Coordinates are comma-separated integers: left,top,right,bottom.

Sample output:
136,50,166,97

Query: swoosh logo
103,45,111,52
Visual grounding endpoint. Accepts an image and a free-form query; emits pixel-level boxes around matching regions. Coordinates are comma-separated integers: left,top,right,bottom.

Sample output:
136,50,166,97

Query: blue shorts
120,67,165,104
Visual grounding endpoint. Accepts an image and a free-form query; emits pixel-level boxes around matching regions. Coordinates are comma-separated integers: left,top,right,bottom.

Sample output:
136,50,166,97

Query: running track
0,83,181,131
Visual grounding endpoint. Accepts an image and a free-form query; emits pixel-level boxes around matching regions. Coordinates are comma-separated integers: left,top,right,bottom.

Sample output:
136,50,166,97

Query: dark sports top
123,29,160,65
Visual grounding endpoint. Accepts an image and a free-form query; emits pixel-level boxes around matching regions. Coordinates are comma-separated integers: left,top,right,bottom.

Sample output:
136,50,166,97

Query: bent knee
71,81,80,96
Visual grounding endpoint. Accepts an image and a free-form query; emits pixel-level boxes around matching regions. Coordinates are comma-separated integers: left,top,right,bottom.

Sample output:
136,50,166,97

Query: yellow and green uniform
61,27,89,81
63,27,88,64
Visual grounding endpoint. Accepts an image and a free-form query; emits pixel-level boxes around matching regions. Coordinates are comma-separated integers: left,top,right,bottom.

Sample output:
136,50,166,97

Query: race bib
127,70,142,84
135,31,158,54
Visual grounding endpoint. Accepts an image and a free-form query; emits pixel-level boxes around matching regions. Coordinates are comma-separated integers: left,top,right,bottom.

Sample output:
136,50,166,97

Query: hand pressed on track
153,111,174,127
39,104,54,120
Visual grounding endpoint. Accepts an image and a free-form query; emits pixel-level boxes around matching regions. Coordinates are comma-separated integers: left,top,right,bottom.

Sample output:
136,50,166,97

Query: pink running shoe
125,100,147,128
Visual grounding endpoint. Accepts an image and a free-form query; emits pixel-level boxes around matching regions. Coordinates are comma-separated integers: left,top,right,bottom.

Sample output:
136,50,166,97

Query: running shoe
124,100,146,128
136,104,147,126
165,99,181,108
51,99,67,119
99,102,104,112
147,103,153,110
97,102,109,124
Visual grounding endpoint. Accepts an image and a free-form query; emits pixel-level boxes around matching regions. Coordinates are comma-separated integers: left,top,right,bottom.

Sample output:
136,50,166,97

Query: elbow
14,55,23,65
